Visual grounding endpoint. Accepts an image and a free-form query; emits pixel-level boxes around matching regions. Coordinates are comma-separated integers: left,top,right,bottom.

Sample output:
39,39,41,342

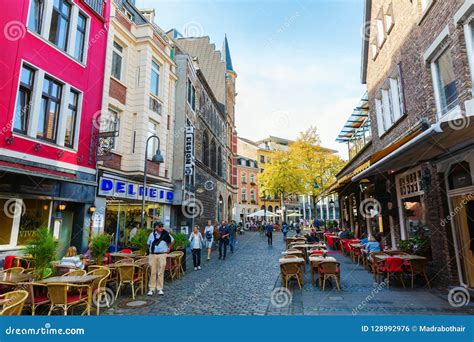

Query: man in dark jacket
218,221,230,260
265,222,274,246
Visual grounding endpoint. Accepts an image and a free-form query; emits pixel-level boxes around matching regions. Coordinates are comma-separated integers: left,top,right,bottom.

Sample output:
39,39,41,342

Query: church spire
222,34,235,74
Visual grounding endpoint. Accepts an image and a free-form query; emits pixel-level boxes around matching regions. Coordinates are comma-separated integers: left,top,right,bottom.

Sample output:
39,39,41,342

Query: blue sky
136,0,366,158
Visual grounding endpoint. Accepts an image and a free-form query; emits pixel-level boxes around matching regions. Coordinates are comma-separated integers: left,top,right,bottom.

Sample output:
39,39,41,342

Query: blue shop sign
98,177,174,203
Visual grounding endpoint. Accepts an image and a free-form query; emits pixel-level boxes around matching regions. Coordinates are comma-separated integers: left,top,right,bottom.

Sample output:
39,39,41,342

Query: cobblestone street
104,231,474,316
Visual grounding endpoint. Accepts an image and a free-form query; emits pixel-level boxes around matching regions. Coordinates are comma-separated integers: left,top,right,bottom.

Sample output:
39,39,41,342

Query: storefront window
0,199,15,245
104,200,163,248
402,196,425,237
17,199,51,245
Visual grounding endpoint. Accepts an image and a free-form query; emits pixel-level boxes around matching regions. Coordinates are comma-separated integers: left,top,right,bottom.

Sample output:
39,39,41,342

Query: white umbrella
247,209,279,218
287,212,302,217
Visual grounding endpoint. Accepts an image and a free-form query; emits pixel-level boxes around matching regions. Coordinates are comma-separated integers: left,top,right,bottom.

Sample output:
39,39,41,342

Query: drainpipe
445,174,467,288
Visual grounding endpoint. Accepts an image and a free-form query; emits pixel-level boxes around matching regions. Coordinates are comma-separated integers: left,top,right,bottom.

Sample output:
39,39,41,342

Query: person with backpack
189,226,204,270
147,222,174,296
265,222,274,246
218,221,230,260
204,220,214,260
282,221,289,241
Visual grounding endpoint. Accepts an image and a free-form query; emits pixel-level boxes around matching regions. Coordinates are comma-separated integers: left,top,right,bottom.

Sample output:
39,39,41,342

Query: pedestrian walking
218,221,230,260
282,221,289,241
229,220,237,253
265,222,274,246
189,226,204,270
204,220,214,260
295,221,301,235
147,222,174,296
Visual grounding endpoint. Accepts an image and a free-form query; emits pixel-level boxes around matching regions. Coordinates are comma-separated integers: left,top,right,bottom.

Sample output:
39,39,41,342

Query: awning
353,112,474,182
325,160,371,194
336,92,369,143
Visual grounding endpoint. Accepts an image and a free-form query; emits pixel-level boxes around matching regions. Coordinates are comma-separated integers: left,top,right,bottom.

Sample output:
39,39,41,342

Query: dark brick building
333,0,474,288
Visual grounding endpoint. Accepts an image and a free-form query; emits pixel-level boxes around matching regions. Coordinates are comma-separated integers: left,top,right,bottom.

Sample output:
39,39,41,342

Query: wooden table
374,254,426,261
279,257,305,265
109,252,138,259
39,275,100,315
282,250,304,256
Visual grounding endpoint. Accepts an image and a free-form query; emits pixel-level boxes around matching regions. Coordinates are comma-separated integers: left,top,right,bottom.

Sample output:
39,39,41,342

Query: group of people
188,220,238,271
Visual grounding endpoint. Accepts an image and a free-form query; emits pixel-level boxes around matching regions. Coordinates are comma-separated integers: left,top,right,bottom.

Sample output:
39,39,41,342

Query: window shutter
389,77,402,121
375,98,385,135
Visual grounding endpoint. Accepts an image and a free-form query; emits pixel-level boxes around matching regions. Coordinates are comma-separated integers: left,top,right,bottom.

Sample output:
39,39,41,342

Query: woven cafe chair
46,283,89,316
62,269,86,277
405,258,430,289
169,251,185,277
115,264,144,300
280,261,304,289
0,290,29,315
4,267,25,274
318,261,341,291
18,282,49,315
114,258,134,265
86,268,111,315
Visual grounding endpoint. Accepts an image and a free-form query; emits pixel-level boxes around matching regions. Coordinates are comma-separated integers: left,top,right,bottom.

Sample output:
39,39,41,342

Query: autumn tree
289,126,345,220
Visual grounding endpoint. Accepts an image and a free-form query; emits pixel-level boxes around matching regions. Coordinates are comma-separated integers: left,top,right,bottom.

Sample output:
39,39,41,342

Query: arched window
202,131,209,167
210,139,217,172
217,146,223,176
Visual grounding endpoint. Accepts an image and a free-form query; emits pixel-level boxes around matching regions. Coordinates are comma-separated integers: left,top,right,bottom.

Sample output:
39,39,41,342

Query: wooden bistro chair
115,264,144,300
168,251,185,278
280,261,304,289
86,268,111,315
13,257,32,272
378,257,405,288
18,282,50,315
46,283,90,316
4,267,25,274
114,258,134,265
318,261,341,291
405,258,430,289
0,290,29,315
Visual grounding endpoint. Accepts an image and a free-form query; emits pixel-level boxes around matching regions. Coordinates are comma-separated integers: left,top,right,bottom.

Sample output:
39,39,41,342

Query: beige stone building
94,1,177,246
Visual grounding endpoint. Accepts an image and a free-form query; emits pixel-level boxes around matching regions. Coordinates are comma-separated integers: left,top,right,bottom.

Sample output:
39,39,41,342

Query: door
57,211,74,258
452,195,474,287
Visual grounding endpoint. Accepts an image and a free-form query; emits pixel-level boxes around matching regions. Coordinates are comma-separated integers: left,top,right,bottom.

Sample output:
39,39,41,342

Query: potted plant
171,232,189,271
130,229,150,255
91,233,112,265
24,227,57,280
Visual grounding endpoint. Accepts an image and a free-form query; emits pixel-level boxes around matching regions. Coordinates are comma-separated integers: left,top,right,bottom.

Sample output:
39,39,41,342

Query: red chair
378,257,405,288
327,236,334,248
120,249,133,254
3,256,15,270
310,250,324,255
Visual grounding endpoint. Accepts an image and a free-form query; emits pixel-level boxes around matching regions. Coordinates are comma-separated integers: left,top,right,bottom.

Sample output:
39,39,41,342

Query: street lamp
141,135,164,230
262,190,270,223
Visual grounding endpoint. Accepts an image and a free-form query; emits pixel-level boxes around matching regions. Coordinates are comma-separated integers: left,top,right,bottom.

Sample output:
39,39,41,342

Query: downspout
445,174,467,288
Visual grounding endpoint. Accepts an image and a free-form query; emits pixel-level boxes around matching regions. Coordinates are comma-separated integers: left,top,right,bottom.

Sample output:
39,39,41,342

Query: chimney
140,8,155,23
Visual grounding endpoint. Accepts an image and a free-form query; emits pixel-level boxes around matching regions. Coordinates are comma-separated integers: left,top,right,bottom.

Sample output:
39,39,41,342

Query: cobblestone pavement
104,231,474,315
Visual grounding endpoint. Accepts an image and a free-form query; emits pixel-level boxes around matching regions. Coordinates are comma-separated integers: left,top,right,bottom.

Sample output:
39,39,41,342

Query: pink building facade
0,0,110,256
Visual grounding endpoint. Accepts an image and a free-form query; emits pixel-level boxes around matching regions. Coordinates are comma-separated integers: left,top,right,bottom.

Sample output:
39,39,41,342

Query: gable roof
176,37,226,111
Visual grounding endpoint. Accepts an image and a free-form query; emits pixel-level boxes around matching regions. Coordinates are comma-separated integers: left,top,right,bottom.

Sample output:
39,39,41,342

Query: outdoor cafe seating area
0,251,185,316
279,232,430,292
